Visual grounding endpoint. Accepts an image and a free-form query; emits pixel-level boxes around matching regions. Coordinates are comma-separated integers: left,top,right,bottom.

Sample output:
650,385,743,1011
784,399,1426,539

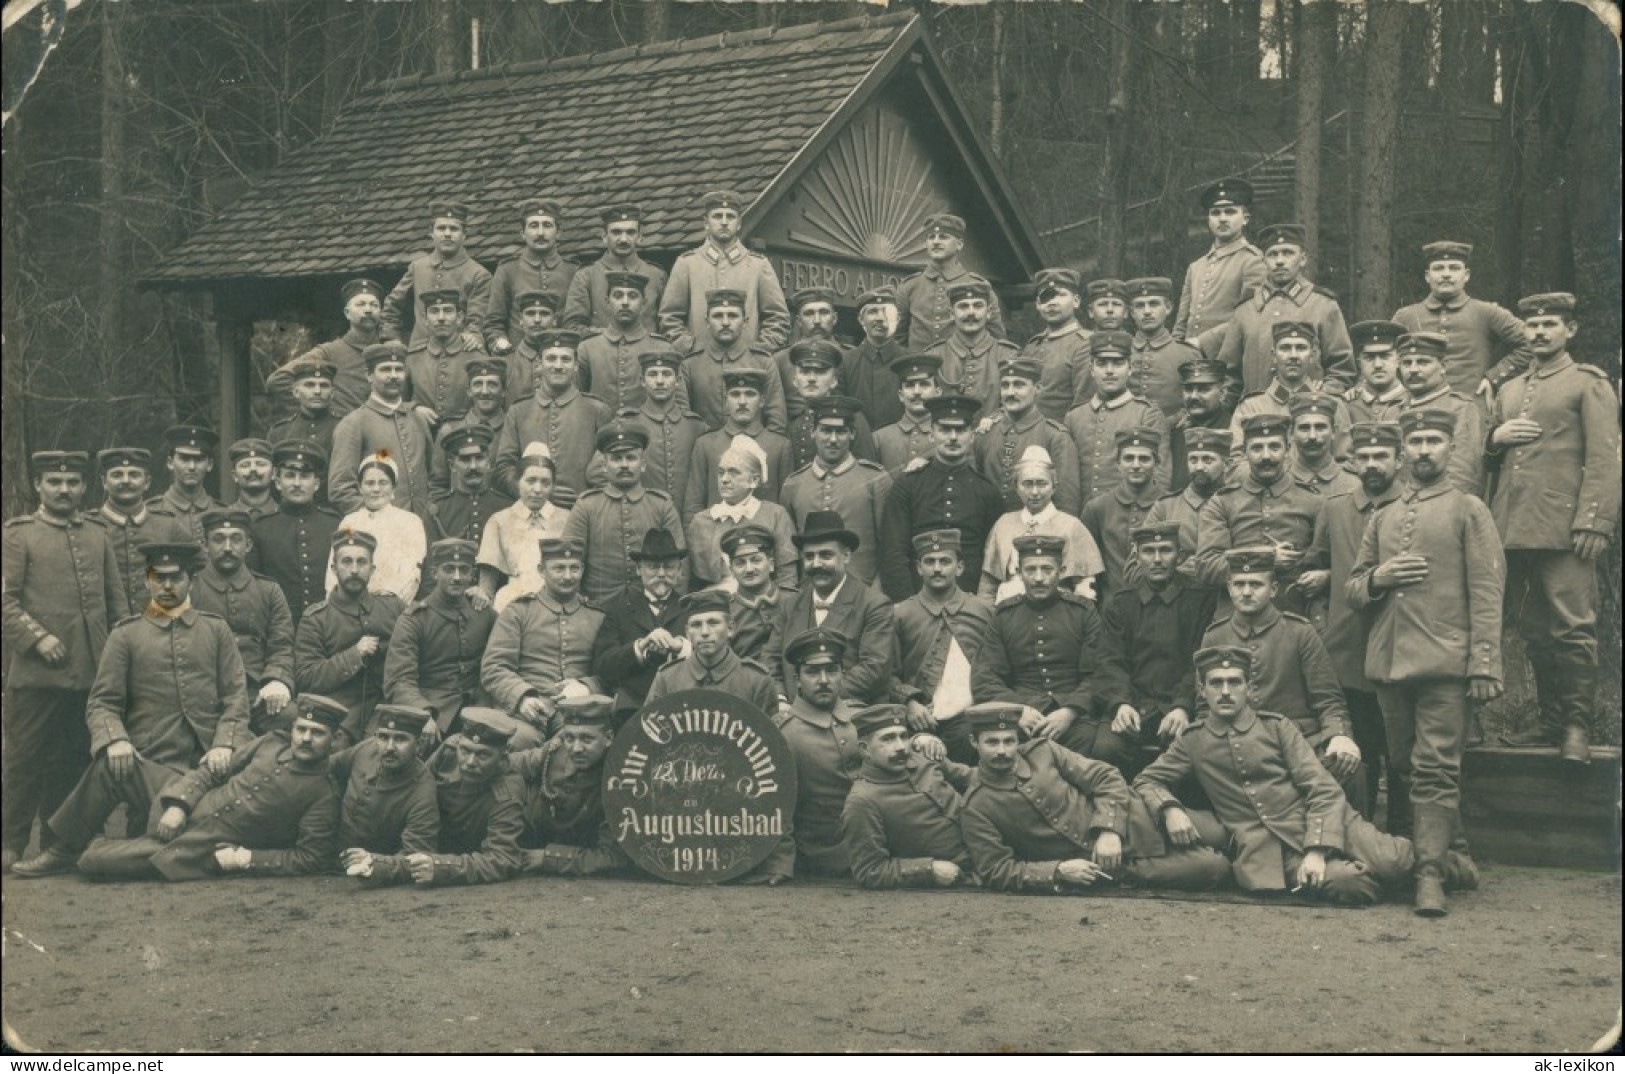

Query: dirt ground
2,865,1619,1055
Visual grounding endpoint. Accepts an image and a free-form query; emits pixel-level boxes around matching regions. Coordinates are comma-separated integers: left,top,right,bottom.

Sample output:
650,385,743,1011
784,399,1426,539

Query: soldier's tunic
266,410,340,460
975,408,1083,516
1307,485,1400,695
331,738,440,856
842,338,907,429
1135,711,1413,898
785,404,879,472
659,240,791,353
1228,380,1353,462
328,397,438,517
249,502,341,623
1216,279,1356,394
1392,293,1532,400
896,263,1005,351
683,423,795,521
503,341,541,407
564,485,685,605
435,406,507,447
1397,385,1485,496
1131,331,1201,416
1174,236,1266,343
483,251,577,351
480,592,606,716
267,330,377,420
1064,392,1171,506
726,585,796,666
645,647,778,715
878,459,1004,601
146,486,223,547
623,402,709,510
1343,383,1407,426
383,598,497,734
842,754,974,888
382,249,492,349
1168,411,1234,493
1130,485,1211,587
191,566,296,706
1096,580,1218,740
1194,470,1324,589
773,699,865,876
77,731,340,882
510,739,629,875
766,578,896,705
681,343,790,434
873,414,935,475
924,333,1013,417
562,253,667,335
493,388,614,500
686,500,798,591
428,486,514,546
404,335,484,420
1022,323,1094,421
228,497,280,525
1081,482,1166,597
890,589,994,751
577,330,683,414
1199,607,1351,749
90,504,176,616
1288,458,1360,500
779,456,892,585
363,754,523,886
293,590,405,742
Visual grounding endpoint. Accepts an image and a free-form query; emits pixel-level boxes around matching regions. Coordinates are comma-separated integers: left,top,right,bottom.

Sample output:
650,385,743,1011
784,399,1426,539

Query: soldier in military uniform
564,423,685,605
645,588,778,713
1343,320,1408,425
958,703,1230,894
1196,415,1325,593
878,394,1004,600
784,343,878,470
382,539,497,741
1173,177,1267,351
1392,241,1532,405
294,530,405,744
13,543,250,878
1487,293,1620,763
1395,331,1485,496
265,279,384,420
1085,278,1131,333
1022,268,1095,421
1228,322,1354,457
429,426,514,547
842,704,975,889
975,356,1082,516
1135,427,1230,586
249,440,341,623
1217,223,1355,394
622,351,708,509
2,452,125,868
773,286,846,411
1127,276,1200,417
1065,331,1171,506
191,510,295,734
350,708,524,887
971,535,1132,772
588,529,691,721
720,524,798,666
1135,647,1416,905
780,396,891,585
840,287,907,429
1081,428,1168,597
328,342,439,517
381,199,491,350
402,288,483,423
266,359,341,466
511,695,630,877
896,213,1005,350
484,198,577,356
497,291,560,406
562,203,668,335
1350,409,1505,915
76,696,343,882
683,368,794,520
90,446,170,615
659,189,791,353
1287,393,1359,498
147,424,223,546
979,445,1103,603
1166,358,1234,493
872,353,943,474
493,329,614,499
577,271,682,413
333,704,440,864
924,279,1013,416
433,354,510,455
679,289,790,434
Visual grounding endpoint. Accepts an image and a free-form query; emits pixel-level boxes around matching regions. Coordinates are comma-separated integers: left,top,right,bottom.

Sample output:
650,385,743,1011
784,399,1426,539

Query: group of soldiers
3,180,1618,918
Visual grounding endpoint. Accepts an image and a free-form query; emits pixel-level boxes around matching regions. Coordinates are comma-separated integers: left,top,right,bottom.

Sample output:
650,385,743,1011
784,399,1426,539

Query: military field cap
1194,645,1252,679
790,339,844,369
288,357,338,384
428,200,472,222
1225,545,1277,575
518,197,562,222
1288,392,1340,420
1517,292,1576,317
341,278,386,303
466,357,509,382
229,438,274,465
294,693,351,731
1089,330,1135,358
945,280,993,304
856,287,899,311
1115,426,1163,453
1399,408,1457,437
428,538,479,568
676,589,730,618
807,395,862,426
200,509,253,535
853,704,910,739
601,203,643,224
331,528,379,554
272,439,327,473
639,351,682,373
441,425,495,456
1182,427,1233,454
923,212,966,237
604,271,650,293
373,704,431,736
785,627,849,668
535,329,581,353
1240,414,1291,441
1126,277,1175,300
889,353,943,381
1271,320,1317,346
1131,520,1182,548
420,288,465,311
790,286,839,311
1256,223,1308,251
558,694,616,729
1200,177,1253,210
98,446,152,472
1087,278,1128,302
596,422,649,454
1034,268,1083,300
1013,533,1067,561
793,509,861,551
629,528,686,563
515,290,559,313
720,523,777,560
965,702,1025,737
721,367,769,393
997,356,1044,383
1178,358,1228,385
1350,320,1406,352
539,537,587,563
31,451,90,477
705,288,747,311
139,541,203,573
1422,240,1473,265
164,425,219,454
362,341,409,369
912,526,962,557
456,708,519,749
548,486,578,511
1396,332,1448,360
701,189,745,212
924,393,981,426
1349,422,1403,450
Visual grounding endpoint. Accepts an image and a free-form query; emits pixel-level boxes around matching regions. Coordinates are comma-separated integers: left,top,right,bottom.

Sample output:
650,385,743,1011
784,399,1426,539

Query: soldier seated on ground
334,704,440,870
512,695,630,877
1134,647,1420,906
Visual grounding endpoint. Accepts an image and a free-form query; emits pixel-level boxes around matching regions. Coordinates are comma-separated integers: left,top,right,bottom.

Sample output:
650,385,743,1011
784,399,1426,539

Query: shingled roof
147,12,945,286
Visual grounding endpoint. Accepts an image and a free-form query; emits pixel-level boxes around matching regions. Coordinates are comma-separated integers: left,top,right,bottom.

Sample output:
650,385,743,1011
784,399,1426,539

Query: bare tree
1293,0,1332,273
1353,0,1403,319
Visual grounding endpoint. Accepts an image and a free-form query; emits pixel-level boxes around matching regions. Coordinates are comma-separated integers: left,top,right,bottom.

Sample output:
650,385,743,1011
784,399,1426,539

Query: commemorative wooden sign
603,689,798,884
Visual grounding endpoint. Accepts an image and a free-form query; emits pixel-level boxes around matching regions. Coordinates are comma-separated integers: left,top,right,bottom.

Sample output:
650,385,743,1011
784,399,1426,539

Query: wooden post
215,294,253,501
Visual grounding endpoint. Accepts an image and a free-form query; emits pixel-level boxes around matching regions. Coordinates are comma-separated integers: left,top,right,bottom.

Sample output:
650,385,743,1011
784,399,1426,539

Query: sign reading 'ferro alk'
604,690,796,884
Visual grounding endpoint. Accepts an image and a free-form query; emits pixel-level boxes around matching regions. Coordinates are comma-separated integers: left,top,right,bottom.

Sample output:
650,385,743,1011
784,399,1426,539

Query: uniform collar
430,250,471,269
342,328,380,349
537,386,581,407
1114,481,1161,508
365,394,406,416
1134,329,1175,350
198,566,252,593
706,340,751,363
896,413,930,434
520,249,564,270
1138,578,1184,605
786,698,853,730
144,601,198,628
812,455,857,479
1291,457,1343,484
702,239,745,266
949,332,995,358
638,402,686,425
329,589,381,616
1532,353,1574,379
1228,604,1281,638
1402,478,1453,503
31,508,84,528
1354,482,1402,512
973,751,1033,789
536,590,584,615
1266,378,1312,405
1092,390,1133,412
734,584,784,611
1423,293,1469,312
1207,235,1251,260
1241,470,1294,496
1039,321,1084,341
1206,708,1258,737
923,261,969,283
998,407,1043,433
600,325,649,345
1257,278,1309,308
600,483,648,502
1354,383,1406,405
916,586,966,617
691,646,742,683
1180,485,1210,510
1406,383,1451,407
163,486,215,512
99,502,149,526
